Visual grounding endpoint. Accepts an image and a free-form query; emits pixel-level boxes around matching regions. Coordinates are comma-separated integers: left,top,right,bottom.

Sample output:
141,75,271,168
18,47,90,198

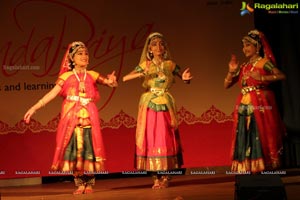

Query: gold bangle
139,71,147,78
39,99,45,107
98,75,105,84
183,80,190,84
261,75,265,82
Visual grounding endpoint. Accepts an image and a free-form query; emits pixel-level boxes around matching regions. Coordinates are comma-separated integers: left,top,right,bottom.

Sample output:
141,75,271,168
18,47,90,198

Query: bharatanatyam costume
133,33,183,186
51,42,106,187
230,30,286,173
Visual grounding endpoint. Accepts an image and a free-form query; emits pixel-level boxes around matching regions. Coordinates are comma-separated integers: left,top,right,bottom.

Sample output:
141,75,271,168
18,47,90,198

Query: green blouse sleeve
135,65,143,73
263,61,275,72
173,64,181,75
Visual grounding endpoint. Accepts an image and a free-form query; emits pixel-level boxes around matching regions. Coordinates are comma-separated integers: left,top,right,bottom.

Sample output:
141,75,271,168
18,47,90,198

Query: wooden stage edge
0,167,299,200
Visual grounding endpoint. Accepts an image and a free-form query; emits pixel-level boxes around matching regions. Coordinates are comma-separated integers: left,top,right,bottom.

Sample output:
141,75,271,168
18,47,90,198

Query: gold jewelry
98,75,105,83
138,72,147,78
39,99,45,107
153,60,166,80
251,56,262,66
273,75,277,80
183,80,190,84
261,75,265,82
73,69,87,93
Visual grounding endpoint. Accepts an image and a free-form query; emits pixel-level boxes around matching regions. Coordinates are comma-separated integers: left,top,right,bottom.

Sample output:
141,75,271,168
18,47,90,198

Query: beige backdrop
0,0,254,127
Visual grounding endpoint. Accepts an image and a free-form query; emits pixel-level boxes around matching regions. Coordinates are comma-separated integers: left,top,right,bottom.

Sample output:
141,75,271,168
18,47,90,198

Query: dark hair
68,42,86,70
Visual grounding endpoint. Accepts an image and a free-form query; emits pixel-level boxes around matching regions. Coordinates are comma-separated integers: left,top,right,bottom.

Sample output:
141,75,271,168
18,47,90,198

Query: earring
163,52,168,59
147,51,153,60
256,43,260,54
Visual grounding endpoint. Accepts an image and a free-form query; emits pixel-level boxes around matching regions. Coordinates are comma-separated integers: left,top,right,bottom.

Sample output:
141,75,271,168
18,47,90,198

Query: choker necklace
73,68,87,93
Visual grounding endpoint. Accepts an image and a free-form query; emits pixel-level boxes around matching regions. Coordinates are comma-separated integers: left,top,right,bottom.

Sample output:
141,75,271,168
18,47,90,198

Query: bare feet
160,176,169,188
73,186,85,195
152,179,161,189
84,185,93,194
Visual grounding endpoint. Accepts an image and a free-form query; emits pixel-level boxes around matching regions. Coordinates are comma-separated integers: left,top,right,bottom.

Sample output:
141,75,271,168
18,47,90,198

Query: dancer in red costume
24,41,118,194
224,30,286,173
123,32,192,189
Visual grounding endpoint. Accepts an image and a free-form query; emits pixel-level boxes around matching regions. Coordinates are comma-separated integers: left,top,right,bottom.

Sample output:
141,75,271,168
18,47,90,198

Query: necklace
152,59,166,80
152,59,163,71
242,57,262,86
73,68,87,93
250,56,262,67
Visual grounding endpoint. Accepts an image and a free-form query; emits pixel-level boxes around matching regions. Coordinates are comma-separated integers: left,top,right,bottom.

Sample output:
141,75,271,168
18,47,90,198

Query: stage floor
0,170,299,200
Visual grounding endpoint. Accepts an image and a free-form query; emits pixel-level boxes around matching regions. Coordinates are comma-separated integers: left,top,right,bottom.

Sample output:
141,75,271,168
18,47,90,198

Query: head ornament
242,29,276,65
59,41,87,75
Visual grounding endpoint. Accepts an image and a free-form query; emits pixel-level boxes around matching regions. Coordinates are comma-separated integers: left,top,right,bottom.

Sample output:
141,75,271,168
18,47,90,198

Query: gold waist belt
149,88,167,96
66,96,93,106
241,86,264,95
